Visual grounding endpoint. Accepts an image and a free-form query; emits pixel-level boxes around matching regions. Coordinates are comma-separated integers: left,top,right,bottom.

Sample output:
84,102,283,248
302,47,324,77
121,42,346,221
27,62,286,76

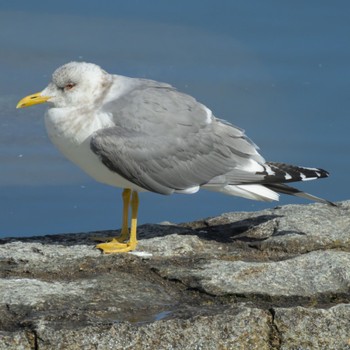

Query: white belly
44,107,146,191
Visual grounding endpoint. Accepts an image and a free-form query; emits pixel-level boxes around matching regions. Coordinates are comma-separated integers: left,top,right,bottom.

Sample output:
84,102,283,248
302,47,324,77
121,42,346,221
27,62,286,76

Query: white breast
44,107,146,191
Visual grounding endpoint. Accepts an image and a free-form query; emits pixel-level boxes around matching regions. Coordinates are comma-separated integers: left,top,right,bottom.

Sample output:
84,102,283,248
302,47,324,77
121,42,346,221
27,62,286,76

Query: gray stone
155,250,350,299
0,332,32,350
274,304,350,350
35,307,271,350
0,200,349,349
198,201,350,255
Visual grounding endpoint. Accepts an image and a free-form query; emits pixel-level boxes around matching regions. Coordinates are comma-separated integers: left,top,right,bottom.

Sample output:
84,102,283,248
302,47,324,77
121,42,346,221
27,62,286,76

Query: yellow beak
16,92,51,109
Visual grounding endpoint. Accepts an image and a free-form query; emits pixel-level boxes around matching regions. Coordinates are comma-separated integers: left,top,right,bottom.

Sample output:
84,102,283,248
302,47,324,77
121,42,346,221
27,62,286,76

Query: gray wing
90,79,265,194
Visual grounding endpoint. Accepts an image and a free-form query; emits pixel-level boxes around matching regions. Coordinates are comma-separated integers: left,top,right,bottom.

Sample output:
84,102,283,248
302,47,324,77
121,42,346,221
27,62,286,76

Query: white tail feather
205,184,279,202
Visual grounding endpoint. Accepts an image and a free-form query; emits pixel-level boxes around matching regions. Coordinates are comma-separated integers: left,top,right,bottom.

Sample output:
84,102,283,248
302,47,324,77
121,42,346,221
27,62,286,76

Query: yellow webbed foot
96,189,139,254
96,239,138,254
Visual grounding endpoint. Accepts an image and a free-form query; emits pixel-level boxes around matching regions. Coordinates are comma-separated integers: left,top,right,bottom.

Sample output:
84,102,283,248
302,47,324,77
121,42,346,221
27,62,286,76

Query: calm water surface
0,1,349,237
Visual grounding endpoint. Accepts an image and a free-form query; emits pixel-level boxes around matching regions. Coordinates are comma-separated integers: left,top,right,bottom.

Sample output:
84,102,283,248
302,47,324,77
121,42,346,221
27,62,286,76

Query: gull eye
64,83,76,91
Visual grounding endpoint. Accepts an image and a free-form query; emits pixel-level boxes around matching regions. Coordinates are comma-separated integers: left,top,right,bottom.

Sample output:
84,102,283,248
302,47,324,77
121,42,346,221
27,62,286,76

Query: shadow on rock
191,214,283,243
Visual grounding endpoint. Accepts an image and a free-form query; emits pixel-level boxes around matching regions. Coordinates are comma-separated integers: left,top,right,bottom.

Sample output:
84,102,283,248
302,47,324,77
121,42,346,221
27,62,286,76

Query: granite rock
0,201,349,349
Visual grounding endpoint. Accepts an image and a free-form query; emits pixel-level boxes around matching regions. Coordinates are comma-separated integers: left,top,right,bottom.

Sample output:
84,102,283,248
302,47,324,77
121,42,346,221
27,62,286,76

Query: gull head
17,62,112,109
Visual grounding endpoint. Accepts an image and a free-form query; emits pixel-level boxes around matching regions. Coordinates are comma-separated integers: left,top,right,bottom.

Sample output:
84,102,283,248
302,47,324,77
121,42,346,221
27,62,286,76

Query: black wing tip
317,168,330,178
264,162,331,182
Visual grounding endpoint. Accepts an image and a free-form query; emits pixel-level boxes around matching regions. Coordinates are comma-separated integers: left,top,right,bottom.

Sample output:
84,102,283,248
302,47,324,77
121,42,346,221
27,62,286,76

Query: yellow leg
96,189,140,254
91,189,131,243
128,190,139,250
118,188,131,242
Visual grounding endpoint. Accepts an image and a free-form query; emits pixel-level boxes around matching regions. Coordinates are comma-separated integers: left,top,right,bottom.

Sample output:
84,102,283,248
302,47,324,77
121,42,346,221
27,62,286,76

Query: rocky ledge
0,201,349,350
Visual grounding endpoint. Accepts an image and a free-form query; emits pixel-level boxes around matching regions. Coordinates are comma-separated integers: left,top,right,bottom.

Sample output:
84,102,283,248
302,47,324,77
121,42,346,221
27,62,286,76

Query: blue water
0,1,349,237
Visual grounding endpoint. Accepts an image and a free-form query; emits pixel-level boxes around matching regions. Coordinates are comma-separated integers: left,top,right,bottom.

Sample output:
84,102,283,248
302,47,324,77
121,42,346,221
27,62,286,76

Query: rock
0,200,349,349
155,250,350,300
35,307,271,350
273,304,350,350
0,332,31,350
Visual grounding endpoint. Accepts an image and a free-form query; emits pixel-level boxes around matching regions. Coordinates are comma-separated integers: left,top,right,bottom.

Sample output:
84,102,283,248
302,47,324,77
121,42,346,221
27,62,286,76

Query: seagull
17,62,333,253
